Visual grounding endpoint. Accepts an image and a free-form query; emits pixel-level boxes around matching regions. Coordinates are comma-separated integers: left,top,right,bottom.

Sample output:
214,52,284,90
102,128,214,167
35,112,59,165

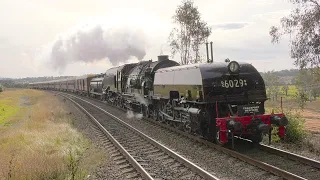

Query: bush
283,109,306,143
270,126,281,143
0,85,3,93
266,107,306,143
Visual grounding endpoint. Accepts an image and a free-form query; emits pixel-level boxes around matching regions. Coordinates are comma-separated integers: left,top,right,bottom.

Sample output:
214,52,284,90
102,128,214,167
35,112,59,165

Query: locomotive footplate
215,102,288,148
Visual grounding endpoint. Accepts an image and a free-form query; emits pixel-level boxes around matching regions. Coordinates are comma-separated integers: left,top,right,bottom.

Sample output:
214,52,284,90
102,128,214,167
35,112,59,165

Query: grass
264,91,320,157
266,85,298,101
286,85,298,97
0,92,20,125
0,101,19,125
0,89,104,180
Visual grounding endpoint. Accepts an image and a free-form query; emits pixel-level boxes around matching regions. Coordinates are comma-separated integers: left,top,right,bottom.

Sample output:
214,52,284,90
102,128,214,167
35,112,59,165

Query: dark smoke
47,24,147,73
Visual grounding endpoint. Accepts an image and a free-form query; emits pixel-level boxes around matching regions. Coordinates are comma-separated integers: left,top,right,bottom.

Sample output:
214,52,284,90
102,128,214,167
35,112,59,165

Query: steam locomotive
29,53,288,145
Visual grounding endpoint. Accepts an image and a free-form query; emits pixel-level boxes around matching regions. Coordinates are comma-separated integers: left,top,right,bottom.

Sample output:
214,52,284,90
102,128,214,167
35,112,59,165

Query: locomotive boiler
100,55,179,112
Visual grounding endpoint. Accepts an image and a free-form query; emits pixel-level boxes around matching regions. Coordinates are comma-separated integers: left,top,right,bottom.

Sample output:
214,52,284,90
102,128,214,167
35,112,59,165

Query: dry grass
264,98,320,157
265,98,320,133
0,89,104,180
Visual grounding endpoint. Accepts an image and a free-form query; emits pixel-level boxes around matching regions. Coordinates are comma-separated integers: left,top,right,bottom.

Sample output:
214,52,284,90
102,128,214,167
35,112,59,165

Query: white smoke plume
126,110,135,119
133,93,148,106
125,93,147,120
135,113,143,120
126,110,144,120
45,24,147,73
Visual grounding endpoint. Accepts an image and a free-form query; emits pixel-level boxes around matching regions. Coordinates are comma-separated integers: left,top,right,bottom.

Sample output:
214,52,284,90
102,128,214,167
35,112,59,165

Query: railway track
232,137,320,180
144,113,320,180
59,92,219,180
57,91,320,180
142,115,320,180
258,144,320,170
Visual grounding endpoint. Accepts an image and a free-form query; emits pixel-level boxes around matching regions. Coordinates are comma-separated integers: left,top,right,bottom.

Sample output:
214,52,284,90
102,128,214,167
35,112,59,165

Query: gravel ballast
73,98,205,180
69,94,281,180
55,94,131,180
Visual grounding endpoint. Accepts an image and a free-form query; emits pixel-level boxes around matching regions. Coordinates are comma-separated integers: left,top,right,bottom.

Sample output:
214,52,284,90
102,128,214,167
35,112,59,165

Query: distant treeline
259,69,299,77
0,76,75,88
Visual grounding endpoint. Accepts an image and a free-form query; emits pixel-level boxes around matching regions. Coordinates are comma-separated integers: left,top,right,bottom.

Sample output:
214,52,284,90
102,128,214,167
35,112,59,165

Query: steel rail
59,93,154,180
258,144,320,169
57,91,308,180
234,136,320,170
61,92,220,180
143,116,308,180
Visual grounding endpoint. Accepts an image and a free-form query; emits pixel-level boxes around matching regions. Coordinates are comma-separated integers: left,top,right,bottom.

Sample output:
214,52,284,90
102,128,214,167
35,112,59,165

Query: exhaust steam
44,24,147,73
126,110,143,120
133,93,148,106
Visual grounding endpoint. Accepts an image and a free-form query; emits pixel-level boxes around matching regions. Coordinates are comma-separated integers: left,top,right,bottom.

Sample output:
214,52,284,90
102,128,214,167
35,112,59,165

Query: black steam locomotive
30,53,288,145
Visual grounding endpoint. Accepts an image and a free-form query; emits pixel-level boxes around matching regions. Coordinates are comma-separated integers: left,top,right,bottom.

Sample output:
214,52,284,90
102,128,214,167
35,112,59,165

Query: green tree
295,88,309,109
0,84,3,93
169,0,212,65
295,69,320,101
310,85,320,100
262,71,281,101
269,0,320,73
282,85,289,96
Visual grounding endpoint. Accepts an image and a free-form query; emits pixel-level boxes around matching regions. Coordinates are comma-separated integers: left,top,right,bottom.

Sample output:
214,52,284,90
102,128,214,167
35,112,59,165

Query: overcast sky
0,0,296,78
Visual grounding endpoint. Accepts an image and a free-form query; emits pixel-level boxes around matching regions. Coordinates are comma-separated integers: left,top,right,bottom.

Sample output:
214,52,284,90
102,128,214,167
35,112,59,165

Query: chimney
157,55,169,62
206,42,210,63
210,41,213,63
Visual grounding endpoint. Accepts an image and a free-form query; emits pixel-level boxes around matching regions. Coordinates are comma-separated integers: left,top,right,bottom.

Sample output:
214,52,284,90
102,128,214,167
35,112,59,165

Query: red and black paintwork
28,55,288,147
193,62,287,145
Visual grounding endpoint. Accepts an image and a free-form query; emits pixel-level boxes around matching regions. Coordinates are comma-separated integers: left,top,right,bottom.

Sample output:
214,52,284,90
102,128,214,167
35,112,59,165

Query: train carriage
75,74,95,96
49,81,54,90
66,78,76,92
54,80,60,90
60,79,68,91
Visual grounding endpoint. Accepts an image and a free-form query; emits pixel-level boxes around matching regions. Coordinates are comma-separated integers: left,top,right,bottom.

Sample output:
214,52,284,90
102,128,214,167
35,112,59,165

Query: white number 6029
221,79,247,88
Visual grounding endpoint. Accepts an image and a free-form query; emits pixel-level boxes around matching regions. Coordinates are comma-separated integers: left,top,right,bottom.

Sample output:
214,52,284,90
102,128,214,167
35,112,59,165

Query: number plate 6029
221,79,247,88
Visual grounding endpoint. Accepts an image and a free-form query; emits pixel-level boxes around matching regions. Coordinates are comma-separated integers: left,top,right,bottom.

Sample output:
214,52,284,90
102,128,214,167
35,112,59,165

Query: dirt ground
301,109,320,133
296,101,320,133
266,99,320,133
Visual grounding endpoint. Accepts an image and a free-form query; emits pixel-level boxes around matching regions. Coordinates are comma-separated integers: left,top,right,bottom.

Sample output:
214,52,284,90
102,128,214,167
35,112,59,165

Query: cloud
0,0,296,78
252,9,292,22
211,22,250,30
248,0,277,6
0,37,21,53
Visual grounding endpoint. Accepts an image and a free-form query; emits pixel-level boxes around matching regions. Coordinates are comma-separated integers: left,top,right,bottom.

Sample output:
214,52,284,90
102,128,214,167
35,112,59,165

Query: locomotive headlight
228,61,240,74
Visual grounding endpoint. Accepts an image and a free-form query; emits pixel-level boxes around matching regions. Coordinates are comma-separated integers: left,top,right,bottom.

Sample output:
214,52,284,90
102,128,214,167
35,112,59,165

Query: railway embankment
0,89,113,180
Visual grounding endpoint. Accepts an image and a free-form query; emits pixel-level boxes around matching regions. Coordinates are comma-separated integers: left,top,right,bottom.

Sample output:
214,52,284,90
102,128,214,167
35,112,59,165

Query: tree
282,85,289,96
169,0,212,65
269,0,320,73
262,71,281,101
295,68,320,101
